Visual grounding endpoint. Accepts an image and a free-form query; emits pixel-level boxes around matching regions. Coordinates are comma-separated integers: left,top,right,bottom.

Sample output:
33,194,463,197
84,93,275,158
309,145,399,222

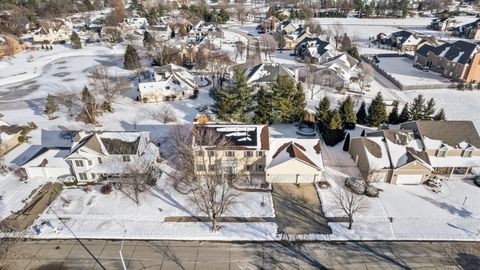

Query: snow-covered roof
266,138,323,171
193,124,269,151
363,137,391,170
247,63,295,84
429,156,480,168
22,147,70,168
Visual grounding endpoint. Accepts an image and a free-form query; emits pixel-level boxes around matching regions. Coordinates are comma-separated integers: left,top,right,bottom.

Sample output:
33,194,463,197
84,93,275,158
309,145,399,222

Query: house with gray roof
414,40,480,83
294,37,339,64
66,131,159,183
452,19,480,40
246,63,296,86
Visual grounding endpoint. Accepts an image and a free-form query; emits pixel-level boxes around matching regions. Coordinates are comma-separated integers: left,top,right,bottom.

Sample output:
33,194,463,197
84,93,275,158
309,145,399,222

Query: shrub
317,181,331,190
64,179,78,187
28,122,38,130
100,184,112,194
365,185,380,197
345,177,366,195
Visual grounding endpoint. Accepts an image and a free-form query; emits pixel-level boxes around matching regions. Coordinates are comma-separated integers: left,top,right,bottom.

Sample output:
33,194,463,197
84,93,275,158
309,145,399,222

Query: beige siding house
0,119,22,157
266,139,323,183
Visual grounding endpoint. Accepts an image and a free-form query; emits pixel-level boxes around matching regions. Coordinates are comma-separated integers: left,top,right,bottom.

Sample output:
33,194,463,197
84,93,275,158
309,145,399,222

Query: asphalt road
3,239,479,269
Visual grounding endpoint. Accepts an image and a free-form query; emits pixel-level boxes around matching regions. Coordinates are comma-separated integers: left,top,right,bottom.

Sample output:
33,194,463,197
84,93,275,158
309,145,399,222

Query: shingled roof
272,141,319,169
246,63,295,84
408,121,480,149
429,40,478,65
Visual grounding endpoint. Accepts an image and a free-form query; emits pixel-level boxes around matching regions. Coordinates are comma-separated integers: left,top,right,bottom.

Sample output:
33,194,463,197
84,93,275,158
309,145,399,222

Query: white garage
266,140,323,184
22,147,72,179
395,174,424,185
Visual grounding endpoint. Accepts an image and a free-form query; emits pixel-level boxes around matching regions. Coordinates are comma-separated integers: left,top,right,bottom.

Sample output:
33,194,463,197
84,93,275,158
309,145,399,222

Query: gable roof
428,40,478,65
68,131,149,157
193,124,269,150
402,121,480,149
246,63,295,84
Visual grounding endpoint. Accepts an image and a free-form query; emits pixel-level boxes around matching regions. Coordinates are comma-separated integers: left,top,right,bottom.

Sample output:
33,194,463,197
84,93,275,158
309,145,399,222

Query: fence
361,54,457,91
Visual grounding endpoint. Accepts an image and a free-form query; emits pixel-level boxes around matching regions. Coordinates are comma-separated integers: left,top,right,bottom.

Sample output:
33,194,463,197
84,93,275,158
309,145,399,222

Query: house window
256,164,264,171
75,160,84,167
208,164,216,171
245,164,252,171
79,173,87,180
463,149,473,158
226,151,234,157
97,157,102,164
244,151,253,158
437,149,447,157
197,164,205,171
196,150,204,156
91,173,96,179
256,151,264,157
123,155,131,162
208,151,215,157
88,160,93,166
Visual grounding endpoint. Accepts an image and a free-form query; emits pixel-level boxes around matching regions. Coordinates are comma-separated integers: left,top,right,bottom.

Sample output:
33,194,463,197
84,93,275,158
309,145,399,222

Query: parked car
422,66,430,72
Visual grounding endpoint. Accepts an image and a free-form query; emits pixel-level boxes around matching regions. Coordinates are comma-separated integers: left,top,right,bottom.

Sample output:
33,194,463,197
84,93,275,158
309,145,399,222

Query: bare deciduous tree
105,0,125,26
117,161,157,205
89,65,131,112
305,64,323,99
332,187,369,230
164,125,239,231
57,91,77,117
329,22,344,48
259,34,277,62
151,104,177,124
206,51,232,89
358,63,374,94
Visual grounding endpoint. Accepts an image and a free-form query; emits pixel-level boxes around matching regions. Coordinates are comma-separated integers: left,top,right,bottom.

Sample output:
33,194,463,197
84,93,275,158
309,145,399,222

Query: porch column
450,167,455,179
465,167,471,176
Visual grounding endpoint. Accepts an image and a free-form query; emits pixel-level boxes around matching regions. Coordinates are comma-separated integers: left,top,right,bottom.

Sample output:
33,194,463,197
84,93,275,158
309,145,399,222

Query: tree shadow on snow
416,195,473,218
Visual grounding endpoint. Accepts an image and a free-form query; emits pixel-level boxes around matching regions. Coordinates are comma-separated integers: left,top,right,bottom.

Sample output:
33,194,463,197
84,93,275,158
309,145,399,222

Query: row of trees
212,70,306,125
316,96,356,145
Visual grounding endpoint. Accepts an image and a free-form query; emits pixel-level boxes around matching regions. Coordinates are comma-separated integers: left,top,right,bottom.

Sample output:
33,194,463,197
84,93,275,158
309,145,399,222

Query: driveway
272,184,331,234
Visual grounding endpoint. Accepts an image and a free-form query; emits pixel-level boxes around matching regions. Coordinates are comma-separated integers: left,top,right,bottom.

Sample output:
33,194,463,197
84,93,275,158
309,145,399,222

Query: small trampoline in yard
297,112,317,136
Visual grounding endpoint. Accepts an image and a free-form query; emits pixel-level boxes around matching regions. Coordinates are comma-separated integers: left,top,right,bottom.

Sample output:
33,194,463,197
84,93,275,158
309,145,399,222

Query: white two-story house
66,131,159,183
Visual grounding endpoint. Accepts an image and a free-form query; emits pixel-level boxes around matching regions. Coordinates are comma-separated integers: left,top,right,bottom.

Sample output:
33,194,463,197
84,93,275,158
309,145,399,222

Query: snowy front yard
30,164,278,241
319,165,480,241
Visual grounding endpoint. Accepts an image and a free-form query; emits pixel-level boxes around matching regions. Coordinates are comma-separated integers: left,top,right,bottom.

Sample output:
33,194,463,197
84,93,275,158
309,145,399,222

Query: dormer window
463,148,474,158
437,148,447,157
122,155,131,162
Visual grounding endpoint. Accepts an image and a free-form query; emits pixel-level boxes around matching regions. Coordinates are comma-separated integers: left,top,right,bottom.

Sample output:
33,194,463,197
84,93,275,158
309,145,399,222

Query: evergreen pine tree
315,96,331,131
44,94,58,120
422,98,436,120
328,110,343,130
339,95,356,129
291,82,306,122
368,92,388,127
253,87,273,124
343,133,351,151
356,101,368,125
81,86,92,103
143,31,155,49
388,100,400,124
124,44,140,70
341,33,352,51
347,46,360,62
399,103,410,123
230,66,253,122
409,94,425,120
212,88,235,121
433,108,446,121
271,75,297,123
70,31,82,49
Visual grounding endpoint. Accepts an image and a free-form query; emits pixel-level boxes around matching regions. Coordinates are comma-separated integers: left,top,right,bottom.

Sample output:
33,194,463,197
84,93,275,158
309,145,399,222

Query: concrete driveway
272,184,331,234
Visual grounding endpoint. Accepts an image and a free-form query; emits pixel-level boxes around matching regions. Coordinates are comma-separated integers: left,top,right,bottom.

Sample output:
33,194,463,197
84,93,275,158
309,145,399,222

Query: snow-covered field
30,163,277,241
377,56,452,86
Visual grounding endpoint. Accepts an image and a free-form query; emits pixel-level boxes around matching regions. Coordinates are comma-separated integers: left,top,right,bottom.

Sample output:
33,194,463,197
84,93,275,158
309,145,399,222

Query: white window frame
79,172,87,180
75,160,84,167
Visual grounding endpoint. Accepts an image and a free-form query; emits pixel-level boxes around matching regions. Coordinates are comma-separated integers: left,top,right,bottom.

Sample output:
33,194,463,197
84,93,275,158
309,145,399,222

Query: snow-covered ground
30,163,277,241
376,56,452,86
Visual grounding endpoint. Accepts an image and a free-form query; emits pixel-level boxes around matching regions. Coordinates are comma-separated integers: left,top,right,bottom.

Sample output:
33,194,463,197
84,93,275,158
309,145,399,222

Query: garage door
396,174,423,185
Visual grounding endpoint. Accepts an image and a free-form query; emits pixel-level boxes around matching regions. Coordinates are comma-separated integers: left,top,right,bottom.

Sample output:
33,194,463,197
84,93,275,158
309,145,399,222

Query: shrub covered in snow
345,177,366,195
100,184,112,194
365,185,380,197
474,175,480,187
317,181,331,190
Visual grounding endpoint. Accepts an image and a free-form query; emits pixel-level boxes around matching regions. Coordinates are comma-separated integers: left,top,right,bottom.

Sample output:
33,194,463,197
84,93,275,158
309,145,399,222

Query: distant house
189,21,221,38
66,131,159,183
294,37,339,64
147,24,173,41
305,53,358,89
32,20,72,44
246,63,296,87
138,64,198,103
22,147,71,179
414,40,480,83
452,19,480,40
123,17,148,30
386,30,423,51
283,26,311,50
192,123,270,179
261,16,280,32
349,121,480,184
430,17,456,31
276,20,298,34
266,138,323,183
0,119,22,156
